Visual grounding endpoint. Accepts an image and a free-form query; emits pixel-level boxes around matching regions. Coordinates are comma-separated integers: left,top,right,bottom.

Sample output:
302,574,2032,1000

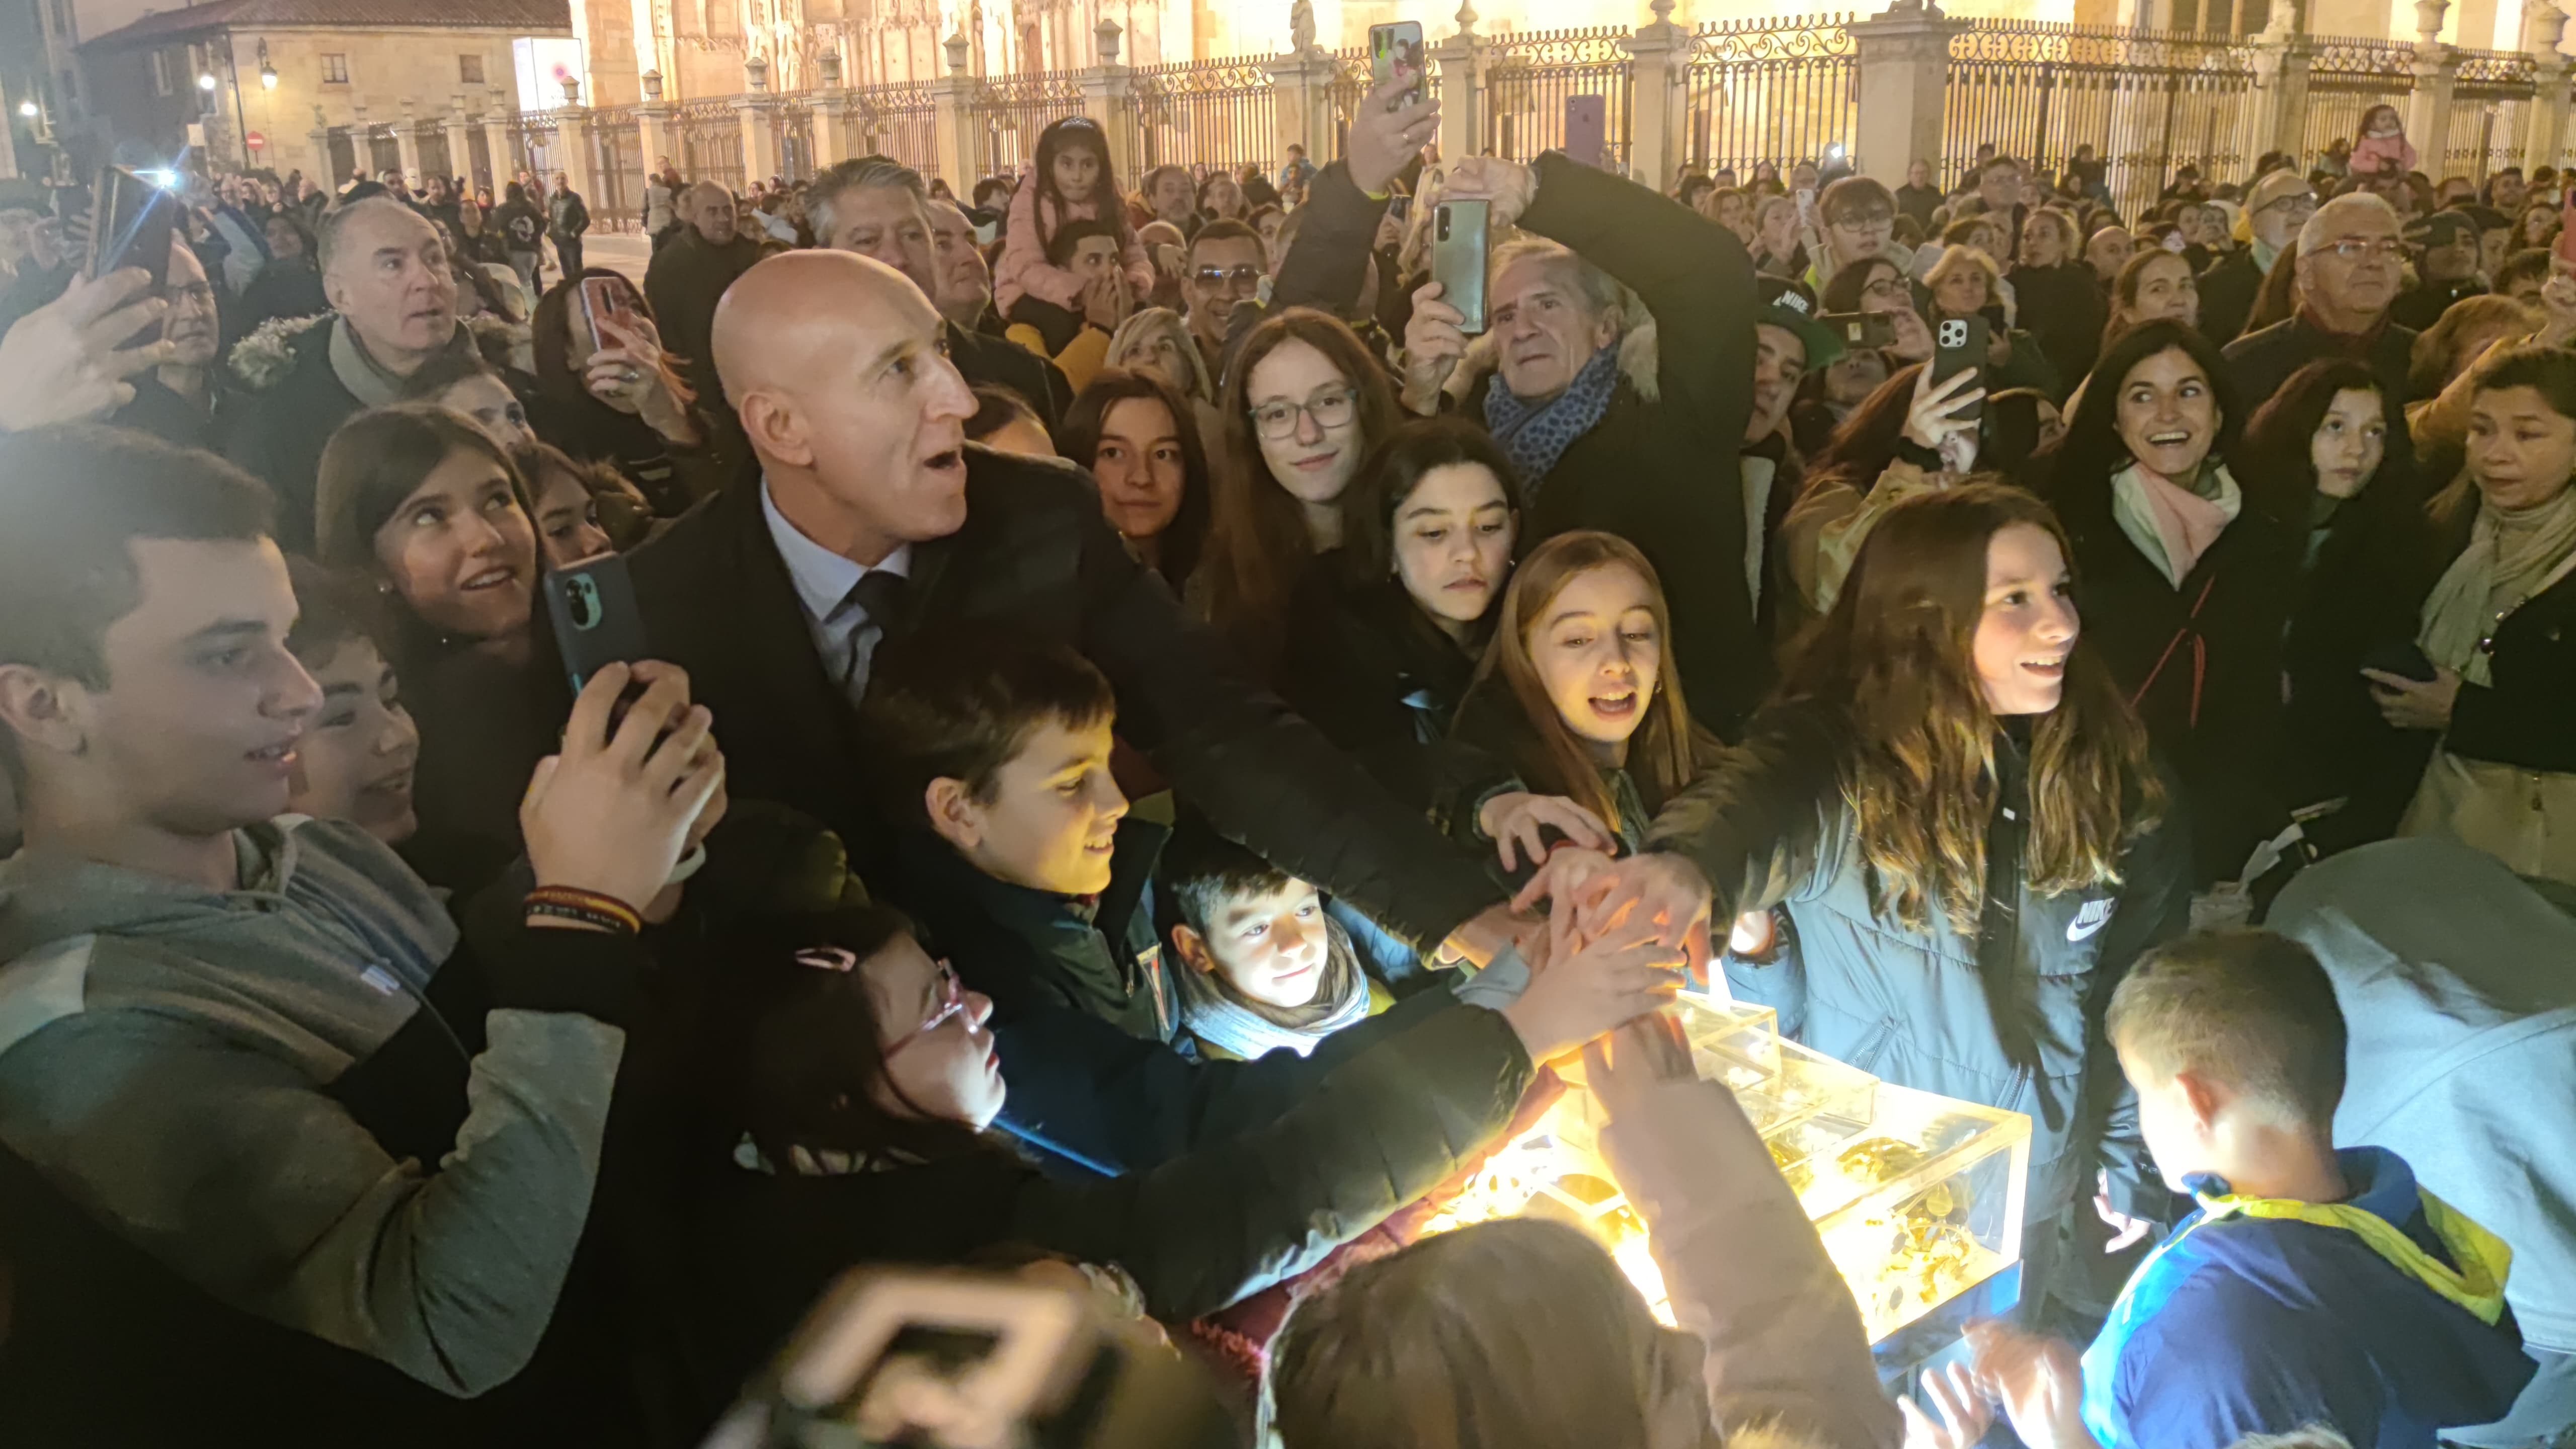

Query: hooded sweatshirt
0,817,638,1409
2080,1147,2533,1449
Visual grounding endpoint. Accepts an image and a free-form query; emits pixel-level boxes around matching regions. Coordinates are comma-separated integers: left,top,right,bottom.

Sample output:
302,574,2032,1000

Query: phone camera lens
1437,211,1450,241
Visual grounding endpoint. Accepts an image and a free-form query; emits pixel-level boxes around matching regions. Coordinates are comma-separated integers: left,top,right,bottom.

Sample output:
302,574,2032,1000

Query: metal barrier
677,97,747,191
2300,37,2416,173
1482,27,1634,170
416,125,453,184
1324,44,1444,162
968,70,1088,179
847,80,941,180
591,108,646,230
1685,15,1858,175
508,114,559,185
779,99,815,182
1128,58,1277,177
1946,21,2260,221
2447,47,2536,181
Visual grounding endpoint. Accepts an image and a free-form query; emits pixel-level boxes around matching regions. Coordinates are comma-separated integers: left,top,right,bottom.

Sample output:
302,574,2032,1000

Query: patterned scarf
1482,342,1623,493
1176,917,1373,1060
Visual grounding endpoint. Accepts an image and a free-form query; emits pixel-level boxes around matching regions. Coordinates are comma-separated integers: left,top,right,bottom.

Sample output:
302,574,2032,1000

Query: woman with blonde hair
1926,244,2061,397
1105,304,1223,441
1514,481,2190,1325
1436,530,1722,872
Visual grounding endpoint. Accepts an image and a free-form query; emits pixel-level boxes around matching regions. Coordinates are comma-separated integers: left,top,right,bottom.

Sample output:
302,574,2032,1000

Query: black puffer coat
1274,569,1484,811
1644,704,2191,1237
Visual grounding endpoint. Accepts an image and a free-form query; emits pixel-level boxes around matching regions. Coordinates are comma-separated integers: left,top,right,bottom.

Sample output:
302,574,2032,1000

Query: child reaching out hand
997,117,1156,332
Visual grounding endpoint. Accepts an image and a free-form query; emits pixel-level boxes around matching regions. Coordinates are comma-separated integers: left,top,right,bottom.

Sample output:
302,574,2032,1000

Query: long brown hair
1781,480,2161,936
1200,308,1397,668
1453,531,1714,836
1268,1218,1714,1449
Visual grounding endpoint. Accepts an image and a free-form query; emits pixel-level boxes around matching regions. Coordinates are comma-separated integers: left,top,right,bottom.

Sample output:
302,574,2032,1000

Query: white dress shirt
761,479,913,707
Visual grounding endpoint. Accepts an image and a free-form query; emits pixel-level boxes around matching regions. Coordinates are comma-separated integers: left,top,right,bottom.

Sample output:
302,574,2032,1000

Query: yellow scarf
2194,1185,2514,1325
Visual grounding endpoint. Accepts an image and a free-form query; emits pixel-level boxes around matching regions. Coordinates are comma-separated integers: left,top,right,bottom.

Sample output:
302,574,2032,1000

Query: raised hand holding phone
0,268,171,430
521,662,725,917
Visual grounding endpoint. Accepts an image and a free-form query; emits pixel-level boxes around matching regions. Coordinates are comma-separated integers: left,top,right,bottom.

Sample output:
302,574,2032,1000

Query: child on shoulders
996,118,1154,340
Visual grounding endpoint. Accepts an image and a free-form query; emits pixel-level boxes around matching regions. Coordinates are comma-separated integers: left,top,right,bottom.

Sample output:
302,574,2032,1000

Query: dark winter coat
642,227,765,427
2423,503,2576,777
1455,152,1765,736
1273,570,1484,811
649,996,1536,1441
2010,260,2110,390
947,315,1073,435
2037,458,2301,881
620,450,1506,951
2197,246,2267,345
2224,313,2423,472
1645,704,2191,1233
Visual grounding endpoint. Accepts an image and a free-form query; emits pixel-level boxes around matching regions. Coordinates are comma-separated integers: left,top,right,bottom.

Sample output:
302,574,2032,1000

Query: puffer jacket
1644,703,2191,1232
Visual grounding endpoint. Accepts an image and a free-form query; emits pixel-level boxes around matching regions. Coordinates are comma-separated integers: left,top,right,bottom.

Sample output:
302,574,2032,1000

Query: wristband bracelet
526,886,642,935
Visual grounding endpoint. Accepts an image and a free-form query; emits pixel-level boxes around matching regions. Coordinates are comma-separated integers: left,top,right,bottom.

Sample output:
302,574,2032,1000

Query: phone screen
1931,314,1990,427
1369,22,1424,110
88,166,178,288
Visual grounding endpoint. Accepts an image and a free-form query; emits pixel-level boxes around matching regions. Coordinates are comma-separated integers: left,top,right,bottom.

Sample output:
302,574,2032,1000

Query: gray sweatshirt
0,817,627,1397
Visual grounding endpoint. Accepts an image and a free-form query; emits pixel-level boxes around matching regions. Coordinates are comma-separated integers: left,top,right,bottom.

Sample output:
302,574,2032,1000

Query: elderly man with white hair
2222,190,2421,468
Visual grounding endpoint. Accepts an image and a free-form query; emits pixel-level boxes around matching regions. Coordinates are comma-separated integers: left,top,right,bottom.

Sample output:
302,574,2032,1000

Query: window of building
458,53,484,84
322,52,350,83
150,50,172,95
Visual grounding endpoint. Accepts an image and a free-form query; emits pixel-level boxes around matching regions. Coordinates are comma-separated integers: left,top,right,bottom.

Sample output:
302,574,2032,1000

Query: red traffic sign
246,130,266,150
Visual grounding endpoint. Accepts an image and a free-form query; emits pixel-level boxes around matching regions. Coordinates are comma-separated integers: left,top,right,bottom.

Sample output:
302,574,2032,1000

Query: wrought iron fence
1684,15,1858,179
591,107,646,230
2446,47,2536,180
2299,37,2415,174
779,99,816,182
507,113,560,185
677,97,747,191
416,125,453,184
1946,21,2261,221
1128,57,1277,177
1323,43,1447,163
1481,27,1634,170
845,80,941,180
968,70,1088,180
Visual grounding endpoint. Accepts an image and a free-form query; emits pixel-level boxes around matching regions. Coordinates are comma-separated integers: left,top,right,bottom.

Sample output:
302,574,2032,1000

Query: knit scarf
1483,342,1622,491
2420,486,2576,685
2111,459,2243,588
327,315,473,408
1176,916,1372,1060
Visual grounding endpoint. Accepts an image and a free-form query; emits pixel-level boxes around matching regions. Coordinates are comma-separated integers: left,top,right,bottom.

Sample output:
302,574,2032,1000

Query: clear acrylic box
1417,992,2032,1361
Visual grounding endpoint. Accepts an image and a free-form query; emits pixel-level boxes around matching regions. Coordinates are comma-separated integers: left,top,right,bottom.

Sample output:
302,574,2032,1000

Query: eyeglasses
2320,237,2407,262
1861,276,1911,302
887,959,968,1057
1251,385,1358,439
1829,210,1894,232
1191,264,1262,290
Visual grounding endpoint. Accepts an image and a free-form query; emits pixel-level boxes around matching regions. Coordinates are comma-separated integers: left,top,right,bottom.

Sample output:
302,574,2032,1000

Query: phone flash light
1826,144,1846,158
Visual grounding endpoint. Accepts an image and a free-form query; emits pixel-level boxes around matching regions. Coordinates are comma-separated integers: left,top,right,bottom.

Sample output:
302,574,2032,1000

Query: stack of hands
1902,1322,2102,1449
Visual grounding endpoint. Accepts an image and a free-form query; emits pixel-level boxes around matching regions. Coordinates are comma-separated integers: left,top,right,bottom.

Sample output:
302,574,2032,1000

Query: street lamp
198,72,217,91
259,40,277,90
15,100,34,119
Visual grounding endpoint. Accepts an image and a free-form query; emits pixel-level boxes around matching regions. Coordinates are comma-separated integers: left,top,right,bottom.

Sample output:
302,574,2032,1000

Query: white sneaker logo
2067,899,2115,944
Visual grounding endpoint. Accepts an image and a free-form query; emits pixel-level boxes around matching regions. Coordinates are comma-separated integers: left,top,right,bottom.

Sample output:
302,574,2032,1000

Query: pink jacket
2349,132,2418,177
1601,1075,1904,1449
995,180,1156,315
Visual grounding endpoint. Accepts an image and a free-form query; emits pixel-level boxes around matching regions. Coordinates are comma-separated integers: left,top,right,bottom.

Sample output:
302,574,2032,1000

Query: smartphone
1564,95,1607,169
1386,194,1412,227
2362,639,2439,684
544,553,652,701
580,275,641,353
1931,313,1991,426
1431,198,1489,335
87,166,179,288
1816,310,1896,350
1369,21,1424,110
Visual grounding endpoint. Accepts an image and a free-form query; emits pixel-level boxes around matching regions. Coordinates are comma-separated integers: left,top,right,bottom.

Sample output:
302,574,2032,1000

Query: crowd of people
0,71,2572,1449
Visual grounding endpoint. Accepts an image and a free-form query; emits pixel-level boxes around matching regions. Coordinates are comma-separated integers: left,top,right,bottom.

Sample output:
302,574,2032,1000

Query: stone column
930,32,982,186
1622,1,1689,188
2522,1,2571,173
394,100,423,185
442,95,473,185
481,88,515,188
1850,0,1969,182
309,103,336,187
1267,46,1341,168
556,103,596,200
2405,0,2458,178
2249,24,2314,160
737,98,782,183
814,90,853,169
1083,19,1137,179
638,103,677,178
1431,2,1484,167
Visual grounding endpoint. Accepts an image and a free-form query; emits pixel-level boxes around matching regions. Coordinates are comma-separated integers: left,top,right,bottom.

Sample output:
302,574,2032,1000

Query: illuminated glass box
1420,992,2032,1361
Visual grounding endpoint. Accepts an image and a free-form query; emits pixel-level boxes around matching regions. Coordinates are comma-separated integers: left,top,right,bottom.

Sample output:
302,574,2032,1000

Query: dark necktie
834,569,907,699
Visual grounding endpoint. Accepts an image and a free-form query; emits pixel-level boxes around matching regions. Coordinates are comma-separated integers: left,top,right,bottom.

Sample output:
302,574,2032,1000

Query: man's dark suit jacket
948,319,1072,435
621,448,1504,949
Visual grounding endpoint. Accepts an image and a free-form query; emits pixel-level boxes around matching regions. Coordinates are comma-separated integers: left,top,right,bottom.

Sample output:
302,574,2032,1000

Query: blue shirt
760,479,911,707
2079,1147,2532,1449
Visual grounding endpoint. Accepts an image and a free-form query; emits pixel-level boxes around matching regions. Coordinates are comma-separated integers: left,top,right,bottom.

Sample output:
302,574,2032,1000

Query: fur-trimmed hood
224,310,533,393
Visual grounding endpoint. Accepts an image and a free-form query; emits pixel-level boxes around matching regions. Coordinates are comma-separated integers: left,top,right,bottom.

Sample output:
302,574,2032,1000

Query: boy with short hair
1941,930,2533,1449
1161,819,1386,1061
862,625,1176,1046
0,426,716,1441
